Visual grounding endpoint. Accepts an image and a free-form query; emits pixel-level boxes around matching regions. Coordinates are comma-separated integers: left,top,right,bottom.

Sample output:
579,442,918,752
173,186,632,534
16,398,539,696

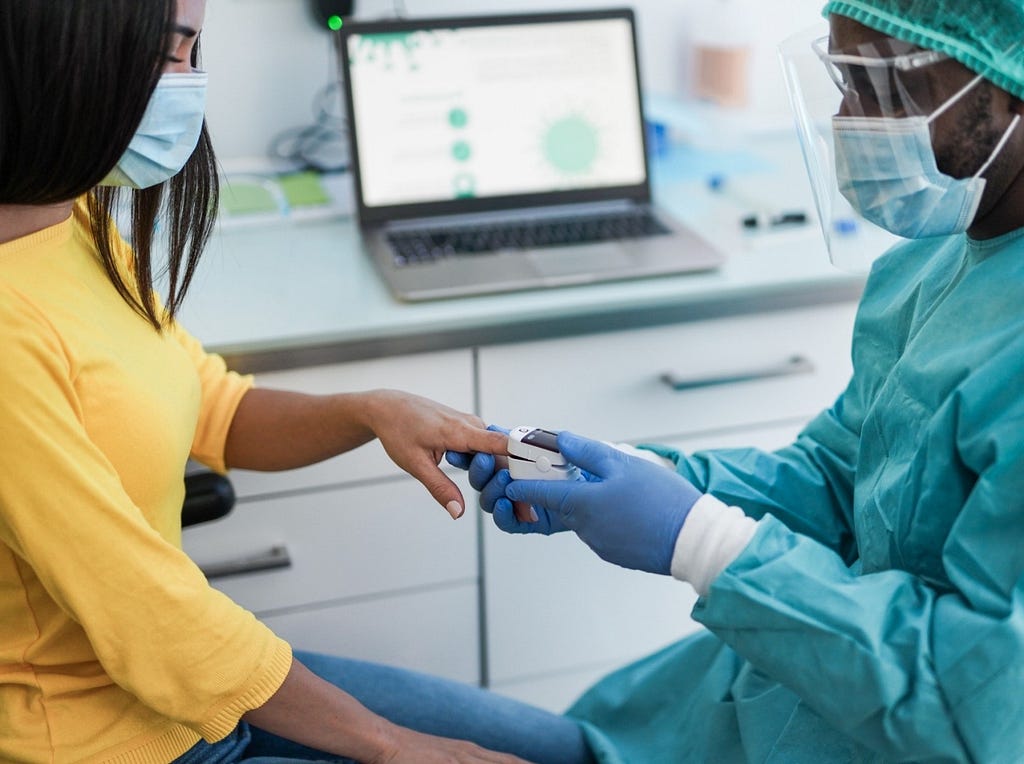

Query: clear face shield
779,23,1020,272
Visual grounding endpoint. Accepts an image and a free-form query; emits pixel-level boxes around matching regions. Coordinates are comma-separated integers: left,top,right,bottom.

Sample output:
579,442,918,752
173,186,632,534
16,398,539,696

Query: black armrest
182,472,236,528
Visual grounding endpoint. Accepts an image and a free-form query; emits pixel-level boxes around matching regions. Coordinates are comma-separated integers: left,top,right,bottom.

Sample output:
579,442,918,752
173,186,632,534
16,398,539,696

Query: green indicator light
327,15,344,31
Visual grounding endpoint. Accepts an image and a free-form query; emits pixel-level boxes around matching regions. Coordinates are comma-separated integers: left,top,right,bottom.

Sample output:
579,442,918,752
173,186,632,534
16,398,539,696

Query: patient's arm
243,657,530,764
224,387,508,517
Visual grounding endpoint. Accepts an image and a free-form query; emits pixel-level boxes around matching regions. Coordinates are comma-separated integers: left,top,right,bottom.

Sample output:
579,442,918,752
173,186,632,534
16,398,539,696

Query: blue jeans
174,651,595,764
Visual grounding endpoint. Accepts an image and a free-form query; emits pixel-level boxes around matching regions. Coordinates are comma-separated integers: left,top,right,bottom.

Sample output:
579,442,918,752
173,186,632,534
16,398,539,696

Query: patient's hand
447,424,553,528
364,390,508,519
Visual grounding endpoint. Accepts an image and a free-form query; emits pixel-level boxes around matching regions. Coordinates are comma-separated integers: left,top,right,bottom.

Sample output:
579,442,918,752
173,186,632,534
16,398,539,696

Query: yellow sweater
0,201,292,763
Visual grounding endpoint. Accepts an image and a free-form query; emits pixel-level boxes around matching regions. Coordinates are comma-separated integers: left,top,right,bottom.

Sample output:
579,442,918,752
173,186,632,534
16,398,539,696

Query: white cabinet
477,302,857,444
226,350,477,498
184,477,477,613
261,584,480,684
476,302,858,711
182,349,482,684
182,300,858,706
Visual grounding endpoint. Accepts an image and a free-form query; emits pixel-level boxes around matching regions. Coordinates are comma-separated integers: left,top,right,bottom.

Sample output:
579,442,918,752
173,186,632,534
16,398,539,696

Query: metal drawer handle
200,544,292,581
660,354,815,392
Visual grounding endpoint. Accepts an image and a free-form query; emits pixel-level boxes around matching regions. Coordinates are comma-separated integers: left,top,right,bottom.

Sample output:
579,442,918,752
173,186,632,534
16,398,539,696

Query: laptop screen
341,11,650,222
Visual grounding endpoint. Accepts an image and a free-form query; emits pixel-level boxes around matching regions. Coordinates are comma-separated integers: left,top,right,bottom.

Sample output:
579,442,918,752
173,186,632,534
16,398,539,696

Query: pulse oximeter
506,426,579,481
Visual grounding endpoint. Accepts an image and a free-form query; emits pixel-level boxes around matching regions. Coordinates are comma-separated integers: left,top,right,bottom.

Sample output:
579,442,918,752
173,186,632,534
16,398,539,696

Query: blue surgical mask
832,74,1021,239
101,71,208,189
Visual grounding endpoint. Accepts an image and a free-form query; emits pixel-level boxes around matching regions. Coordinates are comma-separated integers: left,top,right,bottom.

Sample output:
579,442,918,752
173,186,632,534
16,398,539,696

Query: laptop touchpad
528,244,633,279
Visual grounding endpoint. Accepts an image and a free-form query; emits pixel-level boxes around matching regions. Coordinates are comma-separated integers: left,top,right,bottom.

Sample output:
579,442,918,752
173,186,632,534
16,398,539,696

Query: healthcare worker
455,0,1024,761
0,2,600,762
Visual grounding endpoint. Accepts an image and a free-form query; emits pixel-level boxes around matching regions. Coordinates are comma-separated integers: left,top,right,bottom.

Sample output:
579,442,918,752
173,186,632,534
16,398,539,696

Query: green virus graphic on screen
349,31,435,70
541,114,600,176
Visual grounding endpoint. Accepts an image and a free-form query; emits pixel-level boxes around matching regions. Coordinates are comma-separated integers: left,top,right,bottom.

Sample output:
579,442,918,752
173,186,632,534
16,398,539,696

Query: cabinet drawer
483,421,807,686
263,583,480,685
656,419,806,456
183,473,477,613
478,302,856,444
228,350,476,498
484,529,701,685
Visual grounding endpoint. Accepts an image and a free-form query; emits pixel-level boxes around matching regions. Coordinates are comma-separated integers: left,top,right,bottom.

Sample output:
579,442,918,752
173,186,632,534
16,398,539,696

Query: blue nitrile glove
445,425,569,535
445,423,507,475
443,448,473,472
480,466,570,535
504,431,703,574
444,423,508,472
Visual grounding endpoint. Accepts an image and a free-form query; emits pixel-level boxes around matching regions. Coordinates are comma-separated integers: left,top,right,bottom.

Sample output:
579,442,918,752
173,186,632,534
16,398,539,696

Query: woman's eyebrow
173,24,198,38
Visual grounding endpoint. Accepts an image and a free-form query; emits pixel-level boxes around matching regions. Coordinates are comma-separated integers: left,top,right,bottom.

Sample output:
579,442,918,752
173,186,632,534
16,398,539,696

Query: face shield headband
781,24,1020,271
810,35,950,118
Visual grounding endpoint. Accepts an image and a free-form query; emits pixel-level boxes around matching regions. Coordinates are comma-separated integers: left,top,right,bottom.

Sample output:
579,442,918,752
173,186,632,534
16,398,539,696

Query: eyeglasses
811,35,947,96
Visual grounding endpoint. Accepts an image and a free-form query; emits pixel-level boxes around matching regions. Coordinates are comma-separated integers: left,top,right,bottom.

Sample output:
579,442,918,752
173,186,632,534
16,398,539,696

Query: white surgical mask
101,71,208,189
832,74,1021,239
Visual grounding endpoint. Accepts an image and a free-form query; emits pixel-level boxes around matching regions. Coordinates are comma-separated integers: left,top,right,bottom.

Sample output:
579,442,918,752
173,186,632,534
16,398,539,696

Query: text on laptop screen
346,17,648,209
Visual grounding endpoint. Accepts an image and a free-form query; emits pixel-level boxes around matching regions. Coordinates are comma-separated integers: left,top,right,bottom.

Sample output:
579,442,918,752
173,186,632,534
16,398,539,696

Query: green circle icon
449,108,469,128
453,173,476,198
542,115,599,174
452,141,472,162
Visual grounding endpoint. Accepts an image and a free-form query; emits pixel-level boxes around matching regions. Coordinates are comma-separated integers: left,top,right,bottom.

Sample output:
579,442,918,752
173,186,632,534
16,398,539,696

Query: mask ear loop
925,72,1022,180
973,114,1022,180
927,73,984,124
968,41,1024,180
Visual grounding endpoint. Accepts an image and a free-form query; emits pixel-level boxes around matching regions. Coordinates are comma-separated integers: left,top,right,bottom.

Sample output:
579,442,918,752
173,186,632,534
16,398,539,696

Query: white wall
201,0,825,160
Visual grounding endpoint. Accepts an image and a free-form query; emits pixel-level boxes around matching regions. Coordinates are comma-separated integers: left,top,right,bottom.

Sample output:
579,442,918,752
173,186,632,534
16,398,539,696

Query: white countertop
179,135,874,372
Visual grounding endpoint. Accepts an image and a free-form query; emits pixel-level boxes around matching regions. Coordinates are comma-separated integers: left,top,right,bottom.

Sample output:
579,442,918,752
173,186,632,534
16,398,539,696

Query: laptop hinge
380,200,644,232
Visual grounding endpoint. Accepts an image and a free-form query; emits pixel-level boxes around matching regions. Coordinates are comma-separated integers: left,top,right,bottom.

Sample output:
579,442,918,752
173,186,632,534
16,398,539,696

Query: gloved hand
445,425,569,534
444,424,507,477
504,431,703,575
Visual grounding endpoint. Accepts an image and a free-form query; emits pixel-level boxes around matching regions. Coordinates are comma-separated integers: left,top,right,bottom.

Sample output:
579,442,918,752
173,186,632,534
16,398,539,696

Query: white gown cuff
611,442,677,469
670,494,759,596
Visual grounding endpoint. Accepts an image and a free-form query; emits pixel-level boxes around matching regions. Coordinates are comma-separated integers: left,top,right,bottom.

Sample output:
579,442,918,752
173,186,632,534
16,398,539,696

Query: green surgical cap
822,0,1024,100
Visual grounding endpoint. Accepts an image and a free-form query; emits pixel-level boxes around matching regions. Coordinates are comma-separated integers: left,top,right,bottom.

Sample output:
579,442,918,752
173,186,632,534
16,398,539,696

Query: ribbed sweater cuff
198,637,293,742
670,494,759,596
101,725,202,764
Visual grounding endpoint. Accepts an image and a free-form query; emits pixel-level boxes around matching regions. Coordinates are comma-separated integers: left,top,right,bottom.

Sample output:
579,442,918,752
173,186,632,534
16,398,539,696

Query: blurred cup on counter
689,0,754,108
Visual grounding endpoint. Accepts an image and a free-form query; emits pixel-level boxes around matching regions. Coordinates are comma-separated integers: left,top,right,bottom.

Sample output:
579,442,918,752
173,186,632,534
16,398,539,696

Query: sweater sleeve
168,320,253,473
0,290,290,742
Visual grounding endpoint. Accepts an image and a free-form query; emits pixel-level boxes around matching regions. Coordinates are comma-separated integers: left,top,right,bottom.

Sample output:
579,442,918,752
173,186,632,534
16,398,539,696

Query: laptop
337,8,725,302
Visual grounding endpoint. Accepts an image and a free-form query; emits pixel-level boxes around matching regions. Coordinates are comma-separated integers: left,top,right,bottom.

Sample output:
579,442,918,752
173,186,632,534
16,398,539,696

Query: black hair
0,0,219,330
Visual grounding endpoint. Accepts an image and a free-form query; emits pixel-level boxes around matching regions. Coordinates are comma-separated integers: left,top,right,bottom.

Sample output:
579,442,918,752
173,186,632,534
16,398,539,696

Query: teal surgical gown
568,228,1024,763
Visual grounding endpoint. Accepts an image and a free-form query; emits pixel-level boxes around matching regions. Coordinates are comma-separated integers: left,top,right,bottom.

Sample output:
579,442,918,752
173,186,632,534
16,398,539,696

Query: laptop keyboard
387,210,671,266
